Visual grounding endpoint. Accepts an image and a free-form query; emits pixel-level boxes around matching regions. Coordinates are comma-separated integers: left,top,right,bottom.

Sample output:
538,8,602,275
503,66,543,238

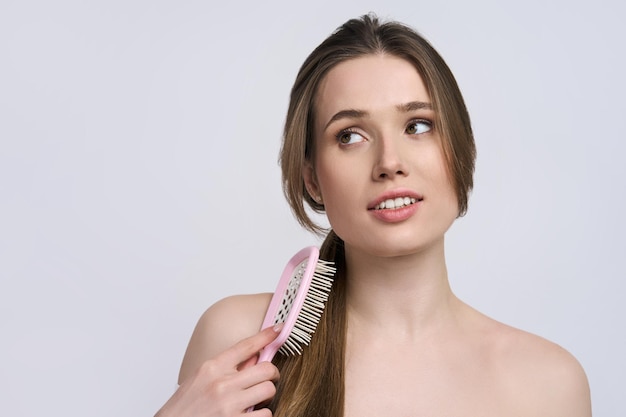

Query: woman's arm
156,293,276,417
179,294,272,383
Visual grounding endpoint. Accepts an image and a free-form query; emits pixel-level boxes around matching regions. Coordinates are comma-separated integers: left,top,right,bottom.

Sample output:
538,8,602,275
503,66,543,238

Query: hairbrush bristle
278,259,335,356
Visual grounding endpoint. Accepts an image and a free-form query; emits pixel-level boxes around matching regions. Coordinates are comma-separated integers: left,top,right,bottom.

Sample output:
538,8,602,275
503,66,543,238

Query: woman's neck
343,237,460,339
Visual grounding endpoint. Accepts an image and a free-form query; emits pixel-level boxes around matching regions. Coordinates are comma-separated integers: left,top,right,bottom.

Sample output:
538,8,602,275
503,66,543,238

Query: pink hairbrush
247,246,335,411
259,246,335,359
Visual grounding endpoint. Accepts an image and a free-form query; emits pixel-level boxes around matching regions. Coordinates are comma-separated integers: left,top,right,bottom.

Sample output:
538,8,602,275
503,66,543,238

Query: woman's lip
367,189,423,210
369,200,420,223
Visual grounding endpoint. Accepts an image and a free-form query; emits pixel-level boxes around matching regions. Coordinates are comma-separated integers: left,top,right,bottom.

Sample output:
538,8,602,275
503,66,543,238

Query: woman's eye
337,130,365,145
406,119,432,135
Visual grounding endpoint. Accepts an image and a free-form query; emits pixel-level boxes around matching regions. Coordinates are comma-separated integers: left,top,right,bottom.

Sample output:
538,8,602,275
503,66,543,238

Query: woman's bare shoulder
478,314,591,416
178,293,273,384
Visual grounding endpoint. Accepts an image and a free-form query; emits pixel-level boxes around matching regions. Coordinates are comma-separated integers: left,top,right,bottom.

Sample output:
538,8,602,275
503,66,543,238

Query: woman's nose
372,137,408,180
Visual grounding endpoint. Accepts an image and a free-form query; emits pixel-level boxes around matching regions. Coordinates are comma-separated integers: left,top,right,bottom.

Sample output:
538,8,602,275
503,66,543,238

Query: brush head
258,247,336,361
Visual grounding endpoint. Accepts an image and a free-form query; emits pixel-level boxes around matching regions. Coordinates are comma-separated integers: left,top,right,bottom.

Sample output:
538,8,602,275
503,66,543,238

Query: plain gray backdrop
1,0,624,415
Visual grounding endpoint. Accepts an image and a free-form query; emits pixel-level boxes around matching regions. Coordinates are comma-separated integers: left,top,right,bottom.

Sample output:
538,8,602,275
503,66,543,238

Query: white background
1,0,624,415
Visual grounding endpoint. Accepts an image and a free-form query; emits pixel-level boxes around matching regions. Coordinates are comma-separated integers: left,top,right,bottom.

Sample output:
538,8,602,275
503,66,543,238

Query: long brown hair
271,14,476,417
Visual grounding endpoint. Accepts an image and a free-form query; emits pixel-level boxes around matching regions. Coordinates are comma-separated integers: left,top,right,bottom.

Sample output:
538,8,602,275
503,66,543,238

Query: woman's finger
234,360,280,390
217,324,282,369
234,379,278,413
237,354,259,372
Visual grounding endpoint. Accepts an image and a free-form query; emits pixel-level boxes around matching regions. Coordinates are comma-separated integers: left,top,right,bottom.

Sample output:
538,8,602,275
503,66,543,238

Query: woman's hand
155,325,281,417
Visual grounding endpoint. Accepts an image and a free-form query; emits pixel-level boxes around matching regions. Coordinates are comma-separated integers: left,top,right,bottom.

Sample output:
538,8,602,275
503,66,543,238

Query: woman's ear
303,162,323,204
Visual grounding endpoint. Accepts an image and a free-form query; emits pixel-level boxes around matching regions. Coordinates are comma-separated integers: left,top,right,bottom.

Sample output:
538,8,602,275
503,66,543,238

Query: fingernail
273,322,284,332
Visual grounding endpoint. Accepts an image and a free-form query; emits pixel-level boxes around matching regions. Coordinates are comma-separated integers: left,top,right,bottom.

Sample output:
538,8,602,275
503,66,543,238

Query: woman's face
305,54,458,258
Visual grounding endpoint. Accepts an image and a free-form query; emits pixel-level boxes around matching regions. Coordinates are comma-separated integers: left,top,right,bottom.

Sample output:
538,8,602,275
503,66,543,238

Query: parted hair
271,14,476,417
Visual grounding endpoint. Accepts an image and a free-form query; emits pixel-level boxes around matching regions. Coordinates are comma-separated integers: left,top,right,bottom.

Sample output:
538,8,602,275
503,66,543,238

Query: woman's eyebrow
324,109,368,131
397,101,433,112
324,101,432,131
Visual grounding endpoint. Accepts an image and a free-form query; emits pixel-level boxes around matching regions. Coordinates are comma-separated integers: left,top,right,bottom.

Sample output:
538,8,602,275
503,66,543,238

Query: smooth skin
155,55,591,416
156,294,277,417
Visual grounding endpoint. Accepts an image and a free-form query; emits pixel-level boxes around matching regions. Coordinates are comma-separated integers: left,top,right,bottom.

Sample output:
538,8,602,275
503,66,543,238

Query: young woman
156,14,591,417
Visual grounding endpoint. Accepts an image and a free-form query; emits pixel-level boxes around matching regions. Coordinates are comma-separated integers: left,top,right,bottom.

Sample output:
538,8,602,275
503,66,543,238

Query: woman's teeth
374,197,417,210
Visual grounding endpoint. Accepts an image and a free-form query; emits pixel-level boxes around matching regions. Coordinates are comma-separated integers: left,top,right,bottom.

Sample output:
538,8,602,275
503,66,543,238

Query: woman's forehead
314,55,431,127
